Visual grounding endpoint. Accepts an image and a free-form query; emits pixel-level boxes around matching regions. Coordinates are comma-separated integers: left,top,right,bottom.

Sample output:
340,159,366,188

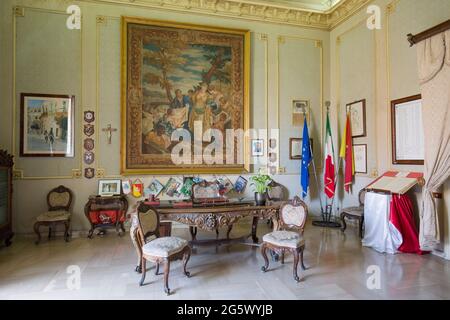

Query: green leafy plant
250,174,272,194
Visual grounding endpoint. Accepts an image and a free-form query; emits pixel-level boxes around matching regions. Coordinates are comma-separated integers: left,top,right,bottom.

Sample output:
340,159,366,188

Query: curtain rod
407,19,450,47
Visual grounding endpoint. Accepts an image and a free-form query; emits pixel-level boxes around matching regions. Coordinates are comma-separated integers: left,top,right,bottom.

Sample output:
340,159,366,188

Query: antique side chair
260,196,308,282
34,185,73,244
340,189,366,238
137,204,192,295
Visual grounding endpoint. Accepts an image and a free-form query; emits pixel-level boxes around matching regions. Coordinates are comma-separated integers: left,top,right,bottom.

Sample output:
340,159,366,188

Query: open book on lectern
365,171,423,194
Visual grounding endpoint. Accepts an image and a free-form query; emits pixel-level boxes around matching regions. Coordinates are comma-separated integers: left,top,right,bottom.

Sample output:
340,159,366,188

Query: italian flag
324,113,335,198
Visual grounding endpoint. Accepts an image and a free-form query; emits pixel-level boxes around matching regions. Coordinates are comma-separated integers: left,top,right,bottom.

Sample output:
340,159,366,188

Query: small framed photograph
98,179,121,196
289,138,313,160
122,180,132,195
20,93,74,157
346,99,366,137
164,177,182,197
216,177,234,195
353,144,367,174
251,139,264,157
234,176,248,193
147,178,164,196
292,99,310,126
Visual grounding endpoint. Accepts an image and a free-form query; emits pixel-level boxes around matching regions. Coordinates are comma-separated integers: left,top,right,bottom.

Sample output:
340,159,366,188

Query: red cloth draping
389,194,428,255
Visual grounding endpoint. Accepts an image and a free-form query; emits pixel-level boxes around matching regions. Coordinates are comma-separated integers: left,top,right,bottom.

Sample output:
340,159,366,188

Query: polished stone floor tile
1,220,449,300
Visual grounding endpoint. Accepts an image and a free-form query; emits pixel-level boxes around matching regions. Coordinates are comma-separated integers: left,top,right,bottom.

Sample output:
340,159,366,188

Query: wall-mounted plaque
391,94,424,165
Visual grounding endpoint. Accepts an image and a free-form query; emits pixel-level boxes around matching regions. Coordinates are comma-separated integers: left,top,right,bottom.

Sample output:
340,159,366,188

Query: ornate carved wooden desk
130,199,281,272
84,195,128,238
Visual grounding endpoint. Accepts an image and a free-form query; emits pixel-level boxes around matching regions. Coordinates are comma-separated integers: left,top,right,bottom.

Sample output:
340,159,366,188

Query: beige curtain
416,30,450,250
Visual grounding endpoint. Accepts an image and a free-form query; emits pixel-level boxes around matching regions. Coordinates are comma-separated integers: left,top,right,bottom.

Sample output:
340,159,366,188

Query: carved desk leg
189,226,197,241
251,216,259,243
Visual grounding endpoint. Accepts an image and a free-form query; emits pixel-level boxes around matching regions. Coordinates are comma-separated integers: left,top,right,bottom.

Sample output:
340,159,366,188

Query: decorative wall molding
72,169,82,178
276,34,324,171
335,17,376,178
80,0,372,30
13,6,25,17
11,6,83,180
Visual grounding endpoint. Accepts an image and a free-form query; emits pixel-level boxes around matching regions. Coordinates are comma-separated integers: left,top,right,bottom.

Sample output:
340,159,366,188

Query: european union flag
301,117,311,198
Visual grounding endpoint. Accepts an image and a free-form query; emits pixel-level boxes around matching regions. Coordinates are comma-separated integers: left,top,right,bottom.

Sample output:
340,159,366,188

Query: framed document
353,144,367,174
346,99,366,137
289,138,313,160
391,94,424,165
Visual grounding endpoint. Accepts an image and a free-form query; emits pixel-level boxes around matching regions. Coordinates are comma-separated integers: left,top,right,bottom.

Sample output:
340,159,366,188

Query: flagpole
301,106,324,217
312,102,341,228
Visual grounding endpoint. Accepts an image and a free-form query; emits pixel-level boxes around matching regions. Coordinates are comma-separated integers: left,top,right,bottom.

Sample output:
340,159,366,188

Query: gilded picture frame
121,17,250,174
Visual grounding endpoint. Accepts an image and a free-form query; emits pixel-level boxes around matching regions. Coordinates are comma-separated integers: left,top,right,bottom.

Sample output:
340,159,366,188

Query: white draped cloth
362,192,402,254
416,30,450,250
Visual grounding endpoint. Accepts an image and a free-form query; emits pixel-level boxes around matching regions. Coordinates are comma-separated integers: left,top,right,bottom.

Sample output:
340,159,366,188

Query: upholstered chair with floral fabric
136,204,191,295
34,185,73,244
260,196,308,282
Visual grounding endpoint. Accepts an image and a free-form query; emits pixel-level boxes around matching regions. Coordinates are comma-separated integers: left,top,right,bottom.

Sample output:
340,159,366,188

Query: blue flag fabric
301,117,311,198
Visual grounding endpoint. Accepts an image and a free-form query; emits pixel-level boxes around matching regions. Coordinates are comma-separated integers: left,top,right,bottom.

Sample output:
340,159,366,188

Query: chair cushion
142,236,188,258
263,230,304,248
36,210,71,222
342,207,364,216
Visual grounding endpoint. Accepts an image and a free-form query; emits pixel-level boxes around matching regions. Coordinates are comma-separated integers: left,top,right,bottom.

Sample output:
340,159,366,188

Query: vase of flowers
250,174,272,206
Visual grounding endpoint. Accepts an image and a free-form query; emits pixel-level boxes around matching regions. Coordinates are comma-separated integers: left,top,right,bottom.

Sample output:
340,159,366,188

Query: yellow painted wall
1,0,449,261
0,0,330,234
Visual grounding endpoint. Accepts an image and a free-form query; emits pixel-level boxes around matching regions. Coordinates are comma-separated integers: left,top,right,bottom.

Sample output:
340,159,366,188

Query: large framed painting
20,93,74,157
121,17,250,174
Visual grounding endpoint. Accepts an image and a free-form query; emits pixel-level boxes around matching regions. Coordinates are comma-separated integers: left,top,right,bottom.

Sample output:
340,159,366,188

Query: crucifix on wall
102,124,117,144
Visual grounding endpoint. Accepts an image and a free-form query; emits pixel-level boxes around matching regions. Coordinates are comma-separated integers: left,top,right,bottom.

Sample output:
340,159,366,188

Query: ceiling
86,0,369,30
249,0,344,12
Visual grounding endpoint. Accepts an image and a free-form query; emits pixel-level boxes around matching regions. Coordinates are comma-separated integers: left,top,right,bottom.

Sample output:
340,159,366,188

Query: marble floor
1,220,450,300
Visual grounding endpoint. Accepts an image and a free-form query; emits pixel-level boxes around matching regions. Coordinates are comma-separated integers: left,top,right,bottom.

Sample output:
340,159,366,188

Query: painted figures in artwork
140,41,237,155
24,97,71,154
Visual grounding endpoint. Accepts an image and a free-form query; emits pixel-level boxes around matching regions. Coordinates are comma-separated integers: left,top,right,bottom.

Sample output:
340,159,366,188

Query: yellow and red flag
340,113,354,193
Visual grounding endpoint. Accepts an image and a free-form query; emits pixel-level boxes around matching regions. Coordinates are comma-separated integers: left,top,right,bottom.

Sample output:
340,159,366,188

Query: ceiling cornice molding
79,0,371,30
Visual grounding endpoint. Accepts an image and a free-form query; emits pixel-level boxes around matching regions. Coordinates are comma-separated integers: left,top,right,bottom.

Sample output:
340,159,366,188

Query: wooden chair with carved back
260,196,308,282
34,185,73,244
340,189,366,238
137,204,192,295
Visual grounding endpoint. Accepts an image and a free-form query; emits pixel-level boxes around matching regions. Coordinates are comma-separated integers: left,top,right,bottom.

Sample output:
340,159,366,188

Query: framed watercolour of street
121,17,250,174
346,99,366,138
20,93,74,157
